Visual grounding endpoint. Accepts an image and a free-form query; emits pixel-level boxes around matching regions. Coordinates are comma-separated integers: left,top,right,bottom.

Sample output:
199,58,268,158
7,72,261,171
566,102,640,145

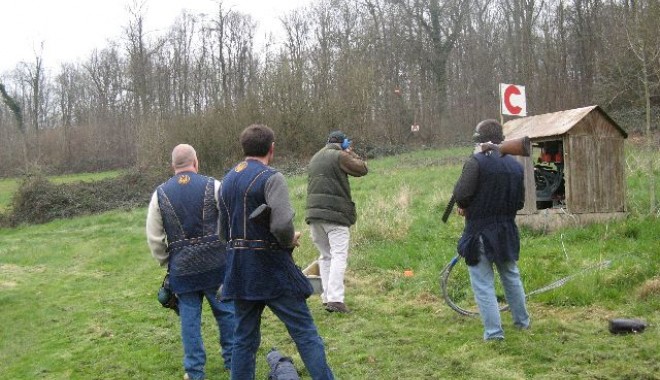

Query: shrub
0,210,8,227
7,168,167,226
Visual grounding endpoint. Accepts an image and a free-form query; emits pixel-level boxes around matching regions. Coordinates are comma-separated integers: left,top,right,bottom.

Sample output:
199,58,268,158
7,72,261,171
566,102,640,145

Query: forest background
0,0,658,177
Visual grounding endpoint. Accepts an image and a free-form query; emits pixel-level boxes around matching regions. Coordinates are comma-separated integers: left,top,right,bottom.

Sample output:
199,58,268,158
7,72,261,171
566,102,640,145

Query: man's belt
167,235,220,251
228,239,282,250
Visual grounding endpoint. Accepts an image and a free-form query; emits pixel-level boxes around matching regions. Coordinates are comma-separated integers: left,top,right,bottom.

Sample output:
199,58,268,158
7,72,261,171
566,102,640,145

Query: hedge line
1,169,167,227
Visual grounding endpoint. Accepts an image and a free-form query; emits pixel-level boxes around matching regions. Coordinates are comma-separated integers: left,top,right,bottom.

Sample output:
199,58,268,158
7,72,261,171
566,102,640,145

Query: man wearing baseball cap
305,131,368,313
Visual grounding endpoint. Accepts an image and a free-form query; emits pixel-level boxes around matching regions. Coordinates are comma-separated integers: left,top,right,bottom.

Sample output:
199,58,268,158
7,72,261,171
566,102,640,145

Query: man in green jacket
305,131,368,313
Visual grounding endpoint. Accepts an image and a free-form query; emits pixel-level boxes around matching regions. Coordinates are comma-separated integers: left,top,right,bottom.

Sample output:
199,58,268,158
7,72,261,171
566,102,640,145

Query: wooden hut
502,105,628,231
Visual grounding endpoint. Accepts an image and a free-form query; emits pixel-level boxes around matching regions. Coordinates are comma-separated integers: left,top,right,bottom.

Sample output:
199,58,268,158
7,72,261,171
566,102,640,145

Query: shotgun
441,136,531,223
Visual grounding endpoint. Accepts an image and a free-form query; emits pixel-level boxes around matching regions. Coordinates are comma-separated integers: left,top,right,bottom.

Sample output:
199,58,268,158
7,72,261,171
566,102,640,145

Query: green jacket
305,145,366,226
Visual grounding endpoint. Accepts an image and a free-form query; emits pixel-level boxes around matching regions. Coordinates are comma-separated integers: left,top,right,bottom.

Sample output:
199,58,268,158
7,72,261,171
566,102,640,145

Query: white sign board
500,83,527,116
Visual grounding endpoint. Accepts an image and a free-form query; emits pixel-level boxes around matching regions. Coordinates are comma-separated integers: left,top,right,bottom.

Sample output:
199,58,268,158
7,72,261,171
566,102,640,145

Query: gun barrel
441,196,456,223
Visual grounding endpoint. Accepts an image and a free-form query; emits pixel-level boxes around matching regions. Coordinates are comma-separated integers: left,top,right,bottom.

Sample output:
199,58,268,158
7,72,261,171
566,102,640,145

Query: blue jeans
177,288,235,379
467,253,530,340
231,296,334,380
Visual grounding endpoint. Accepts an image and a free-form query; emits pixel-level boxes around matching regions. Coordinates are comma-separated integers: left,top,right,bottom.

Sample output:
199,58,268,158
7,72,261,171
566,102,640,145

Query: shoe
184,373,206,380
485,336,505,342
515,323,531,330
325,302,351,313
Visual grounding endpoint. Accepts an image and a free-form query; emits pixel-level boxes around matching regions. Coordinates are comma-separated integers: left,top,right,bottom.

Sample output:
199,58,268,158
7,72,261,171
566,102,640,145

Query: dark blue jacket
219,160,313,300
157,172,225,293
457,152,524,265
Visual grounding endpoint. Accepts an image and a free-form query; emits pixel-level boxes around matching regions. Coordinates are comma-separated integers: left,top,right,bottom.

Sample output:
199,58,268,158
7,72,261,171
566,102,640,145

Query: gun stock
249,204,271,227
480,136,531,157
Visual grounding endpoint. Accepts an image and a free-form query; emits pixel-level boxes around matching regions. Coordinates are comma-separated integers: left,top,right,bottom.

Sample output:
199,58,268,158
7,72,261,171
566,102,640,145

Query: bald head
171,144,198,173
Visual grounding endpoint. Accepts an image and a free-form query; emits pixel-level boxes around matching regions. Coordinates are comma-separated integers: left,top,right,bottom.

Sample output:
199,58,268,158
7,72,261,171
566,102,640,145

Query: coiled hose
440,255,612,316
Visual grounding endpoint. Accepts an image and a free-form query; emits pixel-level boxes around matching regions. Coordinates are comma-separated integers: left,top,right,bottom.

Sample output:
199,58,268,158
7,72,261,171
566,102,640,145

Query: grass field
0,148,658,379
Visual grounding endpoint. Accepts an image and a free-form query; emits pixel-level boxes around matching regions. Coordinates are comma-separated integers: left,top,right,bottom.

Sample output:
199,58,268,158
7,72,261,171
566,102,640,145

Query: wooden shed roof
503,105,628,140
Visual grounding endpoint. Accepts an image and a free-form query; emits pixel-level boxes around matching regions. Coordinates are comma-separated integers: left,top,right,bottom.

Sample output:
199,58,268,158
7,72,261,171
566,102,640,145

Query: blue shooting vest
457,152,524,265
219,160,313,300
157,172,226,293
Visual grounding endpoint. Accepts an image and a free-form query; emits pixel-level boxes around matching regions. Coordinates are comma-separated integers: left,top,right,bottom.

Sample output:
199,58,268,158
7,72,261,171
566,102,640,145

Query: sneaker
184,373,206,380
325,302,351,313
485,336,505,342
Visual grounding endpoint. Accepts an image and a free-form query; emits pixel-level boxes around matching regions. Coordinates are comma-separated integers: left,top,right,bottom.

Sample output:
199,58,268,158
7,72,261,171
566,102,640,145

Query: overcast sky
0,0,312,74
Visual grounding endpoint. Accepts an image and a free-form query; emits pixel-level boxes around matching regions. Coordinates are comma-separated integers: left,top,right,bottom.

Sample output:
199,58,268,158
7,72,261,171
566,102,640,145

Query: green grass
1,149,658,379
0,179,16,212
0,170,123,212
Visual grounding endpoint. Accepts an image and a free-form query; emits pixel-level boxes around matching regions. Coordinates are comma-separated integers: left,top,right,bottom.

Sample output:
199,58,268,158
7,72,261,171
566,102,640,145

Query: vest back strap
228,239,282,250
168,235,220,251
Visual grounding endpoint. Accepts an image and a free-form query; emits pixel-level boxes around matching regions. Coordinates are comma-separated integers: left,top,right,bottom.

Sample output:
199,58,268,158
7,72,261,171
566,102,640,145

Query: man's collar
245,156,269,165
325,143,342,150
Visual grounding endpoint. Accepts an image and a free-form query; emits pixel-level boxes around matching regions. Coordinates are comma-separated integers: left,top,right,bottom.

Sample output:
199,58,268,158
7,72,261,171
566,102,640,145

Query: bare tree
14,48,50,166
23,51,45,133
0,82,28,165
394,0,472,121
55,63,77,164
2,0,659,178
124,1,168,168
623,0,660,214
0,83,24,134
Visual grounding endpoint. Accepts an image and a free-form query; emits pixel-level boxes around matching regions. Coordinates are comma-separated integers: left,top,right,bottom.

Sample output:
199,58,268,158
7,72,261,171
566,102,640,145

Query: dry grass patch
0,280,17,289
0,263,47,274
355,184,413,242
0,264,47,289
637,277,660,300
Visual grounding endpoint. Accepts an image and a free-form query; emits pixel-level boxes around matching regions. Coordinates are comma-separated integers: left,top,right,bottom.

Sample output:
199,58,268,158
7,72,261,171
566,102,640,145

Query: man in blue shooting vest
452,119,531,341
146,144,235,379
219,124,334,380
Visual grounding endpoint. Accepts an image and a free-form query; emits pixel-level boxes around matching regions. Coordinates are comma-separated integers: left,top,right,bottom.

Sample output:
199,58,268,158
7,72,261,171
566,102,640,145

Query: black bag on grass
608,318,647,334
267,348,300,380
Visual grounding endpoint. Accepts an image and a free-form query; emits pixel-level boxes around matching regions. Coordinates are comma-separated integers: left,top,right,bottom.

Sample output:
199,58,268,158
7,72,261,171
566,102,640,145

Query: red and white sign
500,83,527,116
410,124,420,132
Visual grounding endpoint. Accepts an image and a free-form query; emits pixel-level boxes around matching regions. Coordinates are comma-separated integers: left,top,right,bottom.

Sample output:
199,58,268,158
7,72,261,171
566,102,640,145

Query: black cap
472,119,504,144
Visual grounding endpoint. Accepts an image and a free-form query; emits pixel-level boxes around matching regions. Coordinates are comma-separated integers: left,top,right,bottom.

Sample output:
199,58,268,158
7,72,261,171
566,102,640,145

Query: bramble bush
2,168,167,227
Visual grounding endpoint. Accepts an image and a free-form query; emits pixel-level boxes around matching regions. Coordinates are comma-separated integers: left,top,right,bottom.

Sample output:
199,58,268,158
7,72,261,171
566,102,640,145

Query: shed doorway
532,139,565,210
